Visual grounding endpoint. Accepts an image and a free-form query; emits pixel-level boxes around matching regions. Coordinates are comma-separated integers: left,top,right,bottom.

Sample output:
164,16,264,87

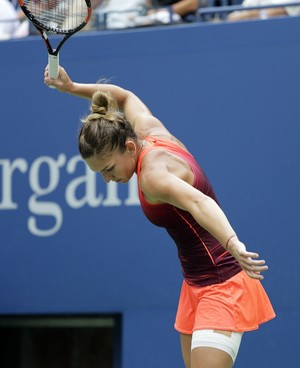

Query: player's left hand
227,238,268,280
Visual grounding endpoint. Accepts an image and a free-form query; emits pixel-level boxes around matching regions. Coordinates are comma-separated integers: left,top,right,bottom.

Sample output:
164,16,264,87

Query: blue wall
1,16,300,367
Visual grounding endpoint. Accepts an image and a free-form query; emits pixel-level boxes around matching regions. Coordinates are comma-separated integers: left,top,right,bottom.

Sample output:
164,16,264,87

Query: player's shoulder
139,149,186,187
139,159,175,204
141,146,174,169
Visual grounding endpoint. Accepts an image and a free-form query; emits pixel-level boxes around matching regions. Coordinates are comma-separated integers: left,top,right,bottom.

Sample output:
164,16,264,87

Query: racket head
18,0,92,34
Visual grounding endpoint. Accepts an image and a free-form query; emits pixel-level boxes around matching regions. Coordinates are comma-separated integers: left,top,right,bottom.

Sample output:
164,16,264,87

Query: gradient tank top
136,137,241,287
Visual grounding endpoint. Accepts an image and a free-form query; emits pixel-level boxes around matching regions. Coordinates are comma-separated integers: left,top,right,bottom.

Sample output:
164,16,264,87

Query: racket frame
18,0,92,79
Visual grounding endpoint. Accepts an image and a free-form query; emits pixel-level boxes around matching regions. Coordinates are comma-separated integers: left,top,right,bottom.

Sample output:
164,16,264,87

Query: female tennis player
45,67,275,368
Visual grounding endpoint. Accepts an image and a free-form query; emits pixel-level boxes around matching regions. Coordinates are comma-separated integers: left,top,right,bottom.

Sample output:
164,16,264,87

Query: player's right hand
44,65,73,93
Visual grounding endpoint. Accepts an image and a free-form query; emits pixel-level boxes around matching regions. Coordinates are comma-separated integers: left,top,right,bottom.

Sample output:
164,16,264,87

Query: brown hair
78,91,137,159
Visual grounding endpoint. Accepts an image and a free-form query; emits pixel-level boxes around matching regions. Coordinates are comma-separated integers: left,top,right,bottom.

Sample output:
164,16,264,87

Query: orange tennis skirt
174,270,276,334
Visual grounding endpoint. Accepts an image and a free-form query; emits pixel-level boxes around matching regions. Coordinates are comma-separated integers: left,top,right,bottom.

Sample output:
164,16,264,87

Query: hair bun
90,91,110,116
91,104,107,116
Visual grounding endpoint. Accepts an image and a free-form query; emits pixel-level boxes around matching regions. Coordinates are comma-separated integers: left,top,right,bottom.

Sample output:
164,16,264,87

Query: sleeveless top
136,136,241,287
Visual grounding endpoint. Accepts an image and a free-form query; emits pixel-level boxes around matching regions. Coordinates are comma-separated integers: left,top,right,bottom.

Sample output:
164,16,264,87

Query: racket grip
48,53,59,80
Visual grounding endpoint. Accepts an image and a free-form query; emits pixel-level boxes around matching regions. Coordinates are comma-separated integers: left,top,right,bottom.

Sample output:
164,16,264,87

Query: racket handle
48,53,59,80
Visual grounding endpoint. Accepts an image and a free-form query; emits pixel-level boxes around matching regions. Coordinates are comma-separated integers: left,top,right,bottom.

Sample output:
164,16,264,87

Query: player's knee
191,329,243,364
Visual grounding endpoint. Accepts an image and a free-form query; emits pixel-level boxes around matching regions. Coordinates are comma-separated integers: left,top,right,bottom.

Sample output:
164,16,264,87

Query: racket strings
23,0,89,32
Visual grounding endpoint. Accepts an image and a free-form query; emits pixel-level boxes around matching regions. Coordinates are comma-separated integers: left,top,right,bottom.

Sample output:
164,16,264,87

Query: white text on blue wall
0,154,139,237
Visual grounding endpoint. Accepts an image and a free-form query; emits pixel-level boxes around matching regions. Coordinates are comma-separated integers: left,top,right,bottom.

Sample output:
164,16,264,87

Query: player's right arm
44,66,169,137
44,65,147,108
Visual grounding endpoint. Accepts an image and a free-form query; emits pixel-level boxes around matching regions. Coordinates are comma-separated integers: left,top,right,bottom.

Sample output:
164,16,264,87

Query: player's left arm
140,159,268,279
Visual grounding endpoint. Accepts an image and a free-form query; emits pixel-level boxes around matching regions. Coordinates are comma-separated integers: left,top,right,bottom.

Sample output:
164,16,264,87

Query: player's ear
125,140,136,155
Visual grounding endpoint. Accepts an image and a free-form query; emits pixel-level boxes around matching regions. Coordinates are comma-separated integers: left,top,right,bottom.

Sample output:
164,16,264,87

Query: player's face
85,147,137,183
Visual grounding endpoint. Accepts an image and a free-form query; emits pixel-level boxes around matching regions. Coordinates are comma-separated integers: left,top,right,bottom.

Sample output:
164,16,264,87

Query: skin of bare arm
172,0,199,16
139,149,268,280
227,7,287,21
44,66,183,143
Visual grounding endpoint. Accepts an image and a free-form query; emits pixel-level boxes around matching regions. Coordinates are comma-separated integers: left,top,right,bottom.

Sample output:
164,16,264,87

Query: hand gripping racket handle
48,53,59,80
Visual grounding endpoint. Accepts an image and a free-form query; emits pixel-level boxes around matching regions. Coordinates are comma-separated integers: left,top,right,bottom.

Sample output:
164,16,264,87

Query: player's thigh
180,333,192,368
191,329,243,368
192,346,233,368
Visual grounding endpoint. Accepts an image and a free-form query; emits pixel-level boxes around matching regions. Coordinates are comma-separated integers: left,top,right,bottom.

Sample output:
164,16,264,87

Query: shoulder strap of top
136,136,193,178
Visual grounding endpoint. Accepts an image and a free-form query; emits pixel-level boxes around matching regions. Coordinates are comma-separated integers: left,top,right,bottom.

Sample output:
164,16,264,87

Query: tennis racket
18,0,92,79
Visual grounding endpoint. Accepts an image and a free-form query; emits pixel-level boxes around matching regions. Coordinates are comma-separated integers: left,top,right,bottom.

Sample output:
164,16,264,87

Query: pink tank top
136,136,241,287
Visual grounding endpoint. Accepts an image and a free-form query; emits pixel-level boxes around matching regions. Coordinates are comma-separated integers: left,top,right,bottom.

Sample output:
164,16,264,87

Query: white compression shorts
191,329,243,363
